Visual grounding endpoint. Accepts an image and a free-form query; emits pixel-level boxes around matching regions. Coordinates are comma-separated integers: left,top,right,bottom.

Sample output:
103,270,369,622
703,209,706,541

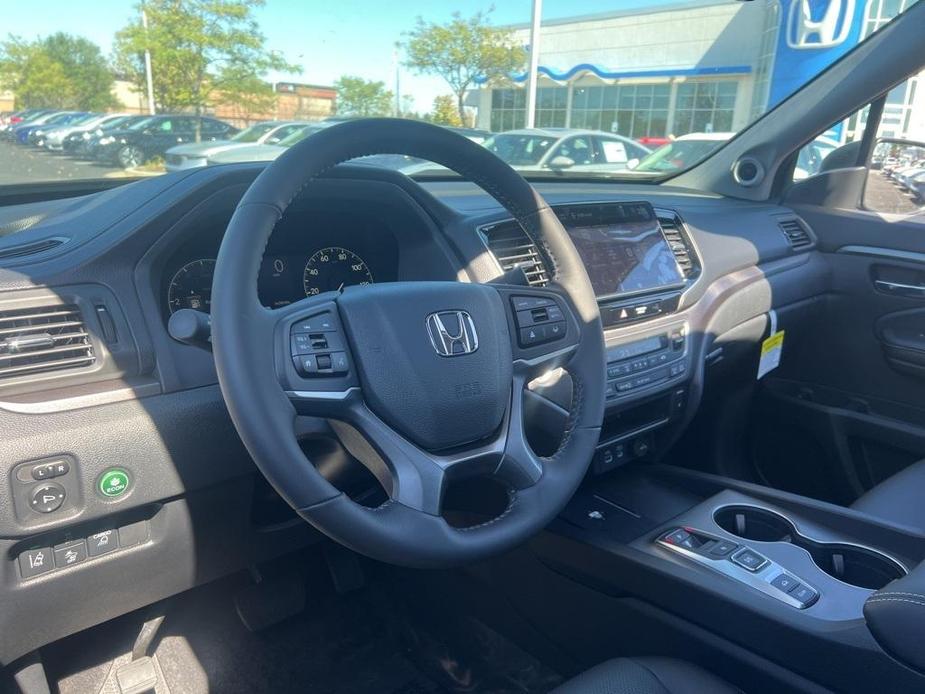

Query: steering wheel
212,119,605,568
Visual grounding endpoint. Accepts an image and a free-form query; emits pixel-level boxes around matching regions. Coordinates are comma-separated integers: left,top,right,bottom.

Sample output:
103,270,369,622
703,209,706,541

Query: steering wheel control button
316,354,332,370
53,540,88,569
330,352,349,373
87,530,119,557
98,468,131,498
292,313,337,333
30,483,66,513
730,547,769,572
511,295,554,312
19,547,54,579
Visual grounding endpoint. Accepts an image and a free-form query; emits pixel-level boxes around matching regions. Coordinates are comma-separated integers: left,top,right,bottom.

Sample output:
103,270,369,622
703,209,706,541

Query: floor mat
40,553,560,694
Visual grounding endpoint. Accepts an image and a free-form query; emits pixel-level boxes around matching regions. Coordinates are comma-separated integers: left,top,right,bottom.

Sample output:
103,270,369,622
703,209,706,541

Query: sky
0,0,687,112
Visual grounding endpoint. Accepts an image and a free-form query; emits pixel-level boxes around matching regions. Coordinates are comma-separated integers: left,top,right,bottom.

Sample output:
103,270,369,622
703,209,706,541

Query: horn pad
337,282,512,451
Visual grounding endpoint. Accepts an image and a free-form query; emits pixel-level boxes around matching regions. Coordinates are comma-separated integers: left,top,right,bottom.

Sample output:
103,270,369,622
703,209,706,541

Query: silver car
43,113,132,151
165,121,310,172
206,123,332,166
482,128,651,173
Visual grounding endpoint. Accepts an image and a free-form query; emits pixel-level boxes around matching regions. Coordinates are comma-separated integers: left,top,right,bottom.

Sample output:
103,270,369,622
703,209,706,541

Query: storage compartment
714,504,906,590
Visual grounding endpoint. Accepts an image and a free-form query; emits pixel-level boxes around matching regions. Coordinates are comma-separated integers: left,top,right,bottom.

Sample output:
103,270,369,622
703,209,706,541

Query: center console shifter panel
657,526,819,609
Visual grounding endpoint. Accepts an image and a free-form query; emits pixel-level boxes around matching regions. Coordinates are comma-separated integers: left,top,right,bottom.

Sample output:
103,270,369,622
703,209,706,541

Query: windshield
0,0,921,185
231,122,278,143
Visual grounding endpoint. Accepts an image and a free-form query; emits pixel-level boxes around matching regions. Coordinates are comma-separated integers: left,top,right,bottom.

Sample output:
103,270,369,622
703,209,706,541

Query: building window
672,81,738,136
570,84,670,138
490,87,567,131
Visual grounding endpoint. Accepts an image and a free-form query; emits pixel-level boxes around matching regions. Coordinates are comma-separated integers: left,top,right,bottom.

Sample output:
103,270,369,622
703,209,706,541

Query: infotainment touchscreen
557,202,684,299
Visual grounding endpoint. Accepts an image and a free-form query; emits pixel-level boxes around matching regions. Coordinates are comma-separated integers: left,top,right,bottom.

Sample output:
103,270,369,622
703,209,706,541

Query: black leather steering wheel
211,119,605,568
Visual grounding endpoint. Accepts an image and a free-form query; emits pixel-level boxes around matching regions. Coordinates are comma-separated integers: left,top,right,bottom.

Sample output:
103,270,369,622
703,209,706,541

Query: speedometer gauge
302,247,374,296
167,258,215,314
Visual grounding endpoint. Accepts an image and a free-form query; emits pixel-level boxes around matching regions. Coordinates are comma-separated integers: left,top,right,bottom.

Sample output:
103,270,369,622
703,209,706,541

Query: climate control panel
605,325,689,401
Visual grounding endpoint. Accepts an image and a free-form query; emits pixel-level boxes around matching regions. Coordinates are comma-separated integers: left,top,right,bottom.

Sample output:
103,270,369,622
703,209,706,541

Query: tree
113,0,296,128
333,76,393,117
404,10,525,126
0,33,115,110
430,95,462,126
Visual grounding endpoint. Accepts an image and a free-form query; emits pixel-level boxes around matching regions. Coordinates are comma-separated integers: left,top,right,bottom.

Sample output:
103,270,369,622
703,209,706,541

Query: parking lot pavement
0,141,127,184
865,170,922,215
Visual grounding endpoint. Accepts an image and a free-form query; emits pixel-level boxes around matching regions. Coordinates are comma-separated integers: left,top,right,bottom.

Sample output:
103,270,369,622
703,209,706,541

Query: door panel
752,205,925,503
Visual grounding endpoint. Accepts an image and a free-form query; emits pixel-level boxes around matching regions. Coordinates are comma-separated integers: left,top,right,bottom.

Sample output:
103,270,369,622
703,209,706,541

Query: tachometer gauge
302,247,374,296
167,258,216,314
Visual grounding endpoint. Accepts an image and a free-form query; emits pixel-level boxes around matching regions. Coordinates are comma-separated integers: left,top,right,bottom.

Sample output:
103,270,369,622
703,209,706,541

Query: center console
547,201,698,476
545,465,925,692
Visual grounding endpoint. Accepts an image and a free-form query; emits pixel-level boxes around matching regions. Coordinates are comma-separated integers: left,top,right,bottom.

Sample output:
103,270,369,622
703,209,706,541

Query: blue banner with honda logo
769,0,867,109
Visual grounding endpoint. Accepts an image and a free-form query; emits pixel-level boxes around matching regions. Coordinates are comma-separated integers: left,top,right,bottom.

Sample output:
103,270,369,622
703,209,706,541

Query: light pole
525,0,543,129
141,2,156,115
393,43,402,118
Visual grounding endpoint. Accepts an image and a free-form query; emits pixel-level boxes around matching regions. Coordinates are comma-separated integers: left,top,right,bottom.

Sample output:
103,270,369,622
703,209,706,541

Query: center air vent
778,218,812,250
482,221,549,286
656,210,700,280
0,304,96,380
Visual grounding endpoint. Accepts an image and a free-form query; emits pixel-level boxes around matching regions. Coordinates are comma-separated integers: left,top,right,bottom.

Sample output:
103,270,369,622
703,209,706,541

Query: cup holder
714,505,906,590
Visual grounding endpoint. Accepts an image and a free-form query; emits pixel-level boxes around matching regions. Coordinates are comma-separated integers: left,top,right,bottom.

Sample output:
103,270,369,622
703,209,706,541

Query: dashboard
0,161,825,667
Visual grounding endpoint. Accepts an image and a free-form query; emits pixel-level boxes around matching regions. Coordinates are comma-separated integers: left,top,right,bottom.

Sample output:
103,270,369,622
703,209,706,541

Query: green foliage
404,10,525,125
0,33,116,110
430,95,462,126
333,76,394,117
113,0,296,117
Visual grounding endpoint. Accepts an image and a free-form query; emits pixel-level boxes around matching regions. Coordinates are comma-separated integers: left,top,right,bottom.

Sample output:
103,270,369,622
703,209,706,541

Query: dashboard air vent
778,218,812,250
656,210,700,280
482,221,549,286
0,238,66,261
0,304,96,380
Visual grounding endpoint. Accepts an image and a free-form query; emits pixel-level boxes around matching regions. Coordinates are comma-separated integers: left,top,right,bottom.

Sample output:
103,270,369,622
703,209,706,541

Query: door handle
874,279,925,298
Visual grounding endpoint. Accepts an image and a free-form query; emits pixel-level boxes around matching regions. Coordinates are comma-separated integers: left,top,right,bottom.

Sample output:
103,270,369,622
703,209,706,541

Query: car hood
166,140,243,158
208,143,285,164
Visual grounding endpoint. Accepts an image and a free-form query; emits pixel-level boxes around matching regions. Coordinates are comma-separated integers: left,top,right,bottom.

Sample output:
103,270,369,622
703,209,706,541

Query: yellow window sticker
757,331,785,380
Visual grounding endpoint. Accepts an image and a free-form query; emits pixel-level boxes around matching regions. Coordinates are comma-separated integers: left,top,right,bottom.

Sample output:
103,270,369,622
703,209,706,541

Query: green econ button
98,468,131,498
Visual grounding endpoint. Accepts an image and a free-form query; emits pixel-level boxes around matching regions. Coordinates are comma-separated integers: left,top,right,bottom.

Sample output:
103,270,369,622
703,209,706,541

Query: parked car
27,113,97,147
482,128,651,173
93,115,239,168
1,109,61,140
12,111,86,144
63,115,148,157
164,120,310,172
0,108,53,135
42,113,131,151
908,170,925,201
631,132,736,172
206,122,332,165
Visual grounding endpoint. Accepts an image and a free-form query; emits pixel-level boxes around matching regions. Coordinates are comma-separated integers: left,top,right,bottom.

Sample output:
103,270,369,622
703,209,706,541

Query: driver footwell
33,547,561,694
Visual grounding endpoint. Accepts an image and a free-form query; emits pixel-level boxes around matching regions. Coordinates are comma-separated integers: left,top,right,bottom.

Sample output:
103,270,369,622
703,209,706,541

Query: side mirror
549,155,575,170
627,158,640,170
864,137,925,215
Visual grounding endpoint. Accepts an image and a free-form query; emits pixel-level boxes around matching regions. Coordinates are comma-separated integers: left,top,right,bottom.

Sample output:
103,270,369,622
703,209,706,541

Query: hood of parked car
207,143,285,164
166,140,238,158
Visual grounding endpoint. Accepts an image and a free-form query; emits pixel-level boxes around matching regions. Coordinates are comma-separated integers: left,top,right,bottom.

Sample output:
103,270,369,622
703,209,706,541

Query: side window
793,75,925,218
157,119,173,132
555,137,594,165
599,138,629,164
269,125,301,142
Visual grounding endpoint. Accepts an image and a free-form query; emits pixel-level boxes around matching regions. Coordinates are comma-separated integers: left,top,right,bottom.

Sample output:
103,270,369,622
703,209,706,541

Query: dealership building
473,0,924,143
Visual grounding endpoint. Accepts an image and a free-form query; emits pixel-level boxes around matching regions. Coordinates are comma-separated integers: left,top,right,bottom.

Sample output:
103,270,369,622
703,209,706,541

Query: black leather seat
851,460,925,529
553,657,741,694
